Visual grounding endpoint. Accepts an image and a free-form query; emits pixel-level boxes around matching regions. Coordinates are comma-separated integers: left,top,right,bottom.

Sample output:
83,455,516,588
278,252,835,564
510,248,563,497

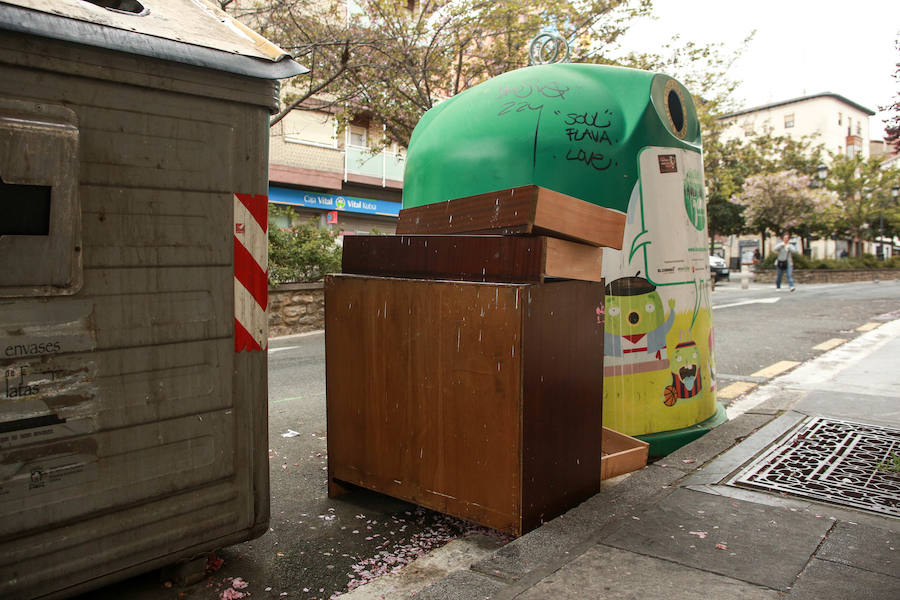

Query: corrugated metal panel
0,0,307,79
0,21,271,598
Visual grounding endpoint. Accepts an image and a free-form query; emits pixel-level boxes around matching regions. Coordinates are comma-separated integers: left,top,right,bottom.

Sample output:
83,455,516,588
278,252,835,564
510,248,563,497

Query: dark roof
718,93,875,120
0,1,307,80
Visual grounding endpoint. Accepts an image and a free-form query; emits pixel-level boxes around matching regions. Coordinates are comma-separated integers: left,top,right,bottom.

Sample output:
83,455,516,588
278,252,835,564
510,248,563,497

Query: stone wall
750,268,900,284
268,282,325,338
267,270,899,337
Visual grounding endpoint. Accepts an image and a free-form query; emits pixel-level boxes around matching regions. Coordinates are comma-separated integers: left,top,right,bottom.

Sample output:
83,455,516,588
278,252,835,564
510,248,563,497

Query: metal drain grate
731,417,900,517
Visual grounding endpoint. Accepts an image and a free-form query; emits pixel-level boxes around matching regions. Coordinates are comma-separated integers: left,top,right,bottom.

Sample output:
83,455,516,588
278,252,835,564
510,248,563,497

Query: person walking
773,233,796,291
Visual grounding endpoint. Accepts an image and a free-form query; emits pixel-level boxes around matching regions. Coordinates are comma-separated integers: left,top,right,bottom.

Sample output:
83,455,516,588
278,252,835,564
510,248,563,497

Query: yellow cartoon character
664,337,702,406
604,276,675,377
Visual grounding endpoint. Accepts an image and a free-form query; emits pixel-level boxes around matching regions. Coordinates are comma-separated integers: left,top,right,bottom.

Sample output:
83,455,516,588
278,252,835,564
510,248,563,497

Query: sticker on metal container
0,447,98,504
657,154,678,173
1,299,96,358
233,193,269,352
1,359,98,448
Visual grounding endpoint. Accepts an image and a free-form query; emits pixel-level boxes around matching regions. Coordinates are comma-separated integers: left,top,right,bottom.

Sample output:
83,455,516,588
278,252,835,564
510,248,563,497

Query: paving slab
661,412,774,473
408,569,505,600
470,464,683,583
748,388,807,413
817,521,899,577
515,545,780,600
787,558,900,600
599,487,833,591
791,390,900,427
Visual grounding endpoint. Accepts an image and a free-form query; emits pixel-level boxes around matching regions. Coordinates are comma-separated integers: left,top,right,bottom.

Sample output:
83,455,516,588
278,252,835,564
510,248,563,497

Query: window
838,112,842,126
856,122,862,136
741,119,754,136
283,110,337,147
348,125,368,148
784,113,794,128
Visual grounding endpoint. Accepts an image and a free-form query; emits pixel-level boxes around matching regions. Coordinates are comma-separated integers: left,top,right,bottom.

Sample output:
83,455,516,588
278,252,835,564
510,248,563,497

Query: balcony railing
345,146,405,186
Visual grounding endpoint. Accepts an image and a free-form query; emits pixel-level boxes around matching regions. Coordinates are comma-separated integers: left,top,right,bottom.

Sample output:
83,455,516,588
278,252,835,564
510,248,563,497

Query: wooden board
600,427,649,481
341,234,602,283
396,185,626,249
325,274,605,536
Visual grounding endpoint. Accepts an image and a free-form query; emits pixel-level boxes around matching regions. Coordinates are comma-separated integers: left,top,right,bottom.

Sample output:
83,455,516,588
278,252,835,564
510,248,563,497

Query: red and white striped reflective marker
234,193,268,351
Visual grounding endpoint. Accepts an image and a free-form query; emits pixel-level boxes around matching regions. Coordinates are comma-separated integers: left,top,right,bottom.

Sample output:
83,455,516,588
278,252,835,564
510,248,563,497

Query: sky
614,0,900,139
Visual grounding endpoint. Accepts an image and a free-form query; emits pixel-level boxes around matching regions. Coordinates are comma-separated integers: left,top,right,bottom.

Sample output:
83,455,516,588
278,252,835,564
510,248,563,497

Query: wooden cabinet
325,274,604,536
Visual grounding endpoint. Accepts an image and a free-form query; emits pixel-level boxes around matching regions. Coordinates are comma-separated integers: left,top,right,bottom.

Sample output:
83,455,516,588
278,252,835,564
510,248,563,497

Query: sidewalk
407,319,900,600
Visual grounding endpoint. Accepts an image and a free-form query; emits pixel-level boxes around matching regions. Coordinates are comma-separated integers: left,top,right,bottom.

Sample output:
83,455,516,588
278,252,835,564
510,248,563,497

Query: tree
826,153,900,257
732,170,827,254
882,38,900,154
240,0,655,144
226,1,761,149
701,127,825,240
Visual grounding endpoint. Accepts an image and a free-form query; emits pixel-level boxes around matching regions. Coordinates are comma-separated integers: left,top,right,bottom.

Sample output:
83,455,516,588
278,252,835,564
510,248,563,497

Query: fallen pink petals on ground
221,588,245,600
337,508,512,595
231,577,249,589
688,531,708,539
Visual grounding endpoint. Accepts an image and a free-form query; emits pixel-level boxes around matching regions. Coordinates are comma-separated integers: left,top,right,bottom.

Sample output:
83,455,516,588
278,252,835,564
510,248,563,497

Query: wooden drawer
341,234,603,283
396,185,626,249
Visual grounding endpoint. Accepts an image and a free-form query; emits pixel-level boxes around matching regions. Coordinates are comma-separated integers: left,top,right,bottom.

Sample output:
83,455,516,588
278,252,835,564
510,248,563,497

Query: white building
717,93,885,262
719,93,875,159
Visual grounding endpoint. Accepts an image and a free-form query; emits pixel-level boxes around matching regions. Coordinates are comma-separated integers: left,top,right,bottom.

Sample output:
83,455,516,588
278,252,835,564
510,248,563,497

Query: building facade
268,103,404,238
719,93,876,159
717,93,888,262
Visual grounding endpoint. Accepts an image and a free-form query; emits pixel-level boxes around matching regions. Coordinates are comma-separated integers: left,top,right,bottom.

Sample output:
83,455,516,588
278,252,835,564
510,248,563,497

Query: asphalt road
710,279,900,380
78,278,900,600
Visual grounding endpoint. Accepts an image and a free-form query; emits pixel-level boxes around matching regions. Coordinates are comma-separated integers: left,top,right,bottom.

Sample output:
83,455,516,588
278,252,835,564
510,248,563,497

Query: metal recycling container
0,1,304,597
403,63,726,456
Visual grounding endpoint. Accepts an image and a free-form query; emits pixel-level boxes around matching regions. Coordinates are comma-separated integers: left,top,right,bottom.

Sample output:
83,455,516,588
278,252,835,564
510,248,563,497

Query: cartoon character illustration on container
664,335,702,406
604,275,675,377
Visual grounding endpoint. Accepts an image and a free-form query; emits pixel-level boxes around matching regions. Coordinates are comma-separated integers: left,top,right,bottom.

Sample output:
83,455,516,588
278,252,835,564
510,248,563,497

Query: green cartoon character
664,338,702,406
604,276,675,375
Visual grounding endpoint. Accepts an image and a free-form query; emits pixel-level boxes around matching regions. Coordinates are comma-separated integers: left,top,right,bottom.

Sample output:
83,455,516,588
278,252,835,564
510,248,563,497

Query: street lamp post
891,185,900,259
807,164,828,258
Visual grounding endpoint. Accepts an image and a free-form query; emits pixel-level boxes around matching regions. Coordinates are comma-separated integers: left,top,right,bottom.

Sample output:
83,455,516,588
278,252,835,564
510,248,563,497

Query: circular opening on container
667,89,685,134
83,1,148,15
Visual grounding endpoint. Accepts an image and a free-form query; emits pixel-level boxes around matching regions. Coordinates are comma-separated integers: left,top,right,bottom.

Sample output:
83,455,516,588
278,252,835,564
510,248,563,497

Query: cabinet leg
328,476,352,498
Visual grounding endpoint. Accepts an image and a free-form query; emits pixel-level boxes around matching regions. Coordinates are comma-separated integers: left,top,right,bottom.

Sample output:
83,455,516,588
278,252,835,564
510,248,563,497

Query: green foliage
824,154,900,254
876,451,900,475
251,0,658,146
702,127,826,237
267,206,341,284
732,170,830,240
759,252,899,270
